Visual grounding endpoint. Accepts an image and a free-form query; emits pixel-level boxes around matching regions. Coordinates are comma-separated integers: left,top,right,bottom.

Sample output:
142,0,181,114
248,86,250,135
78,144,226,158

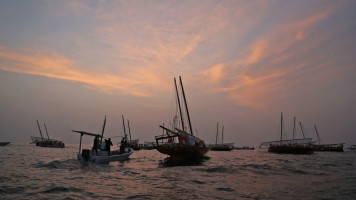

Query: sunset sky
1,0,355,146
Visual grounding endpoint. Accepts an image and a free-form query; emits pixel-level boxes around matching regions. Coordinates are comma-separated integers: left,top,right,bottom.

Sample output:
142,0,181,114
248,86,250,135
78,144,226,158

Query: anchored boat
210,122,233,151
0,142,10,146
155,76,210,163
311,125,344,152
260,113,314,154
31,120,65,148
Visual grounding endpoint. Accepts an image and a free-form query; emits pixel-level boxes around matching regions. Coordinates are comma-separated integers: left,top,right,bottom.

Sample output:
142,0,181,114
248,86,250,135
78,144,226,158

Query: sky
0,0,355,146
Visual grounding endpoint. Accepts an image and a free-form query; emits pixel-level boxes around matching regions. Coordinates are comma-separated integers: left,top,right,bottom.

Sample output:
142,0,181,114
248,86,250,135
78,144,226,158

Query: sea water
1,143,355,199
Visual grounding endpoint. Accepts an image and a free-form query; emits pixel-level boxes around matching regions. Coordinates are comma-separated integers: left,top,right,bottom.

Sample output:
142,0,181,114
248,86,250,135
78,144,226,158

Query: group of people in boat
92,136,113,155
92,136,128,156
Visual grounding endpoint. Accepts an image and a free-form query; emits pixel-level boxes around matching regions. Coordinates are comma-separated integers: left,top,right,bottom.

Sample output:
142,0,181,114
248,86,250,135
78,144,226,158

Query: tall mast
101,115,107,139
314,125,321,145
44,123,50,140
299,121,306,139
36,120,44,141
292,116,296,142
222,125,224,144
174,77,185,132
280,112,283,145
122,115,127,140
179,76,193,135
216,122,219,145
128,120,132,141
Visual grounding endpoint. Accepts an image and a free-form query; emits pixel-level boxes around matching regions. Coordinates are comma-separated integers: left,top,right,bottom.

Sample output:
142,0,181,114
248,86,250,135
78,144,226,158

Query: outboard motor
81,149,90,161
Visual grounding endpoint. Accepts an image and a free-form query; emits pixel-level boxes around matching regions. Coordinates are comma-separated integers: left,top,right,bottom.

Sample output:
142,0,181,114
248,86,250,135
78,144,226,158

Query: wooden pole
179,76,193,135
36,120,44,141
44,123,50,140
101,115,107,139
174,77,185,132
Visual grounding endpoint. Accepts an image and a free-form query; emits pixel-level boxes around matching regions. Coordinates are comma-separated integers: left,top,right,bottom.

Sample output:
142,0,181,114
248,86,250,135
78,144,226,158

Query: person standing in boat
100,139,107,152
106,138,113,156
120,137,126,154
92,136,99,155
168,137,174,148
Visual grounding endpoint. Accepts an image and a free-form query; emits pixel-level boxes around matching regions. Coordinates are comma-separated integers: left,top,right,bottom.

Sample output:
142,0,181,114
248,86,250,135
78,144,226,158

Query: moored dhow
311,125,344,152
155,76,210,163
210,122,233,151
260,113,314,154
31,120,65,148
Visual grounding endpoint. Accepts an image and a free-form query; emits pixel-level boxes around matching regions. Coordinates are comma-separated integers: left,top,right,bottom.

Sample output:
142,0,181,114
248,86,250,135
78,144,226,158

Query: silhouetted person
120,137,127,154
92,136,99,155
100,139,107,151
106,138,113,156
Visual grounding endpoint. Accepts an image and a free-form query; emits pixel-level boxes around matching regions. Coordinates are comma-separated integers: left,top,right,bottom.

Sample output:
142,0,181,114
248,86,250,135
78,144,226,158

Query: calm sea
1,143,355,199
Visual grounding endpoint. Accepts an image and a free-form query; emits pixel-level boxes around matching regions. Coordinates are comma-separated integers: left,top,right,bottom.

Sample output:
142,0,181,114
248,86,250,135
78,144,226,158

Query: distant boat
260,113,314,154
31,120,65,148
311,125,344,152
155,76,210,163
210,123,233,151
347,145,356,150
142,141,156,150
0,142,10,146
234,146,254,150
72,116,133,163
122,116,140,150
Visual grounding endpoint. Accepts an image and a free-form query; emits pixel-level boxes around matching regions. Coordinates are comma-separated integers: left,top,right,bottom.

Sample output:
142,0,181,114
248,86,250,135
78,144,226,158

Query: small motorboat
73,130,133,164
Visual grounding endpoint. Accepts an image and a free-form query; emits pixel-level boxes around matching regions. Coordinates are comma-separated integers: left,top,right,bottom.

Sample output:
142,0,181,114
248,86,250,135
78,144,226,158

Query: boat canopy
72,130,101,137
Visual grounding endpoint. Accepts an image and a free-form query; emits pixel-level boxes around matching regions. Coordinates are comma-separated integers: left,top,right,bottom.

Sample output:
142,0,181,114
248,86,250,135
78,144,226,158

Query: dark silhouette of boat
347,145,356,150
311,125,344,152
0,142,10,146
31,120,65,148
155,76,210,163
210,122,233,151
72,116,133,163
261,113,314,154
234,146,254,150
121,116,140,150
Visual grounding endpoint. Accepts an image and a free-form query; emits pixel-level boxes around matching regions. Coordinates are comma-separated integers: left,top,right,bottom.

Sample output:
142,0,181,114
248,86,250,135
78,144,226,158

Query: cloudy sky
1,0,355,146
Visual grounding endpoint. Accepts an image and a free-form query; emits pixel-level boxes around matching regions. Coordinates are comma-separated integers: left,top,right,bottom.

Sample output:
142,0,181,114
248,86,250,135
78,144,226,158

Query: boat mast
36,120,44,141
292,117,296,143
101,115,107,139
299,121,306,139
222,125,224,144
44,123,50,140
179,76,194,135
280,112,283,145
174,77,185,132
128,120,132,141
122,115,127,140
314,125,321,145
216,122,219,145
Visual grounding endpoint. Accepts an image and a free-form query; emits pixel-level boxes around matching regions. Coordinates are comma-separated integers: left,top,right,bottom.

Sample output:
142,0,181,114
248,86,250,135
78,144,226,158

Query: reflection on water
159,156,210,167
1,143,356,199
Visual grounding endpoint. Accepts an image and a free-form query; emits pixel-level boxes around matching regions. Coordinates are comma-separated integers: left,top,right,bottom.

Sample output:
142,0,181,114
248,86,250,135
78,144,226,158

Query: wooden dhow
260,113,314,154
155,76,210,163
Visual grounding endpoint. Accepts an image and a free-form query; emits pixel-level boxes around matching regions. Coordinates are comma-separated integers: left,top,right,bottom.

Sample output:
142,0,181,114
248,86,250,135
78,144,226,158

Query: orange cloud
222,71,286,108
202,64,224,83
208,4,342,108
0,48,167,97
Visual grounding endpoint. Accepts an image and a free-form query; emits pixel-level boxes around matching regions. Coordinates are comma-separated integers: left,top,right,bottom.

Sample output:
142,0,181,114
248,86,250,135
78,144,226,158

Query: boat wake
33,159,81,170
